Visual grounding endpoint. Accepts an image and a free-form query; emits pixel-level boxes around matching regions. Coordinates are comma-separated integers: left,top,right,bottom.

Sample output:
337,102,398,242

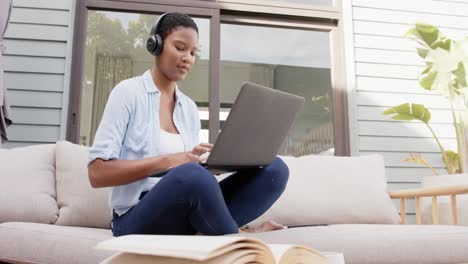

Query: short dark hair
156,12,199,41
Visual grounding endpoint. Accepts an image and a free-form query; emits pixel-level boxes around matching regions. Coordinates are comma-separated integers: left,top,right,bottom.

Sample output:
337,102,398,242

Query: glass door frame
218,11,349,156
67,0,222,144
67,0,349,155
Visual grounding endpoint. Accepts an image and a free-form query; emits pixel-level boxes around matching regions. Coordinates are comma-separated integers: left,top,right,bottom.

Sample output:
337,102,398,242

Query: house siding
2,0,74,148
348,0,468,222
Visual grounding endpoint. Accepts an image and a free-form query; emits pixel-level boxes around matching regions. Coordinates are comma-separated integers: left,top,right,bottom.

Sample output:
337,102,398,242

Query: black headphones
146,13,169,56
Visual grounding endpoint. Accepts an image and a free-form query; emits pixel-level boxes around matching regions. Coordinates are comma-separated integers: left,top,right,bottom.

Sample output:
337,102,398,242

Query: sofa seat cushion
238,224,468,264
0,222,114,264
0,144,59,224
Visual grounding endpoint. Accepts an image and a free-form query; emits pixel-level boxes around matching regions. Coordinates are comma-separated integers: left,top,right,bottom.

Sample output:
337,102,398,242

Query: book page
268,244,327,264
96,235,267,261
101,250,261,264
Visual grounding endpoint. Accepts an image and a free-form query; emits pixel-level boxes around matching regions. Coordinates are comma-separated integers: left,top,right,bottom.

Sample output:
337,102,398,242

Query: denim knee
265,157,289,195
172,163,218,193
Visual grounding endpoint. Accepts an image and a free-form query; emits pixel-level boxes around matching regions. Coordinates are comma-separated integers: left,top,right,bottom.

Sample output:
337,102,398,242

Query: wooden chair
389,185,468,225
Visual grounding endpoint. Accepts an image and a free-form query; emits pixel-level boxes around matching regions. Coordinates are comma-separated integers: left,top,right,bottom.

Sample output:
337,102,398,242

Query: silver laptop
148,82,305,177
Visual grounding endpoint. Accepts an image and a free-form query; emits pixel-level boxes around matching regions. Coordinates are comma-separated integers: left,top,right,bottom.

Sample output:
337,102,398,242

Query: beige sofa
1,141,468,264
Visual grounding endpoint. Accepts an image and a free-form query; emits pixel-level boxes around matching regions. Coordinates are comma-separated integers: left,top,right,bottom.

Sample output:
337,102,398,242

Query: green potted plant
383,23,468,225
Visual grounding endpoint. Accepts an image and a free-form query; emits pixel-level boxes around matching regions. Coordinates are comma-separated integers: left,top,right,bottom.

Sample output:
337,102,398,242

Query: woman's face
157,27,199,82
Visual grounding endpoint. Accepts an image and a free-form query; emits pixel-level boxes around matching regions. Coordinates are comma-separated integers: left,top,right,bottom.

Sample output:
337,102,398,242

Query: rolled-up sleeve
87,83,133,166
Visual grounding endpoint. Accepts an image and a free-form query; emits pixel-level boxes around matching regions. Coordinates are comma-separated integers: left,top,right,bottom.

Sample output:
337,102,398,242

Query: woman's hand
168,152,199,168
165,143,213,168
191,143,213,156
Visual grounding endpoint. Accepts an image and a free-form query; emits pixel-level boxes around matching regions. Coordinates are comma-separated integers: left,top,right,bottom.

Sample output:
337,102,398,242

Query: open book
96,235,328,264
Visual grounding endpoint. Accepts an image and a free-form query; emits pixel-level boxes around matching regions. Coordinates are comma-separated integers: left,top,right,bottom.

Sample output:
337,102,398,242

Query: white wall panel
2,39,67,58
359,121,456,138
354,0,468,17
2,1,74,147
359,136,457,152
4,23,68,41
353,6,468,29
6,124,60,142
355,76,434,94
357,106,454,124
354,34,416,51
13,0,71,10
354,20,468,39
11,107,62,125
355,48,423,66
8,90,62,108
4,72,64,92
4,56,65,74
10,7,70,26
357,91,450,109
361,151,446,168
356,63,422,79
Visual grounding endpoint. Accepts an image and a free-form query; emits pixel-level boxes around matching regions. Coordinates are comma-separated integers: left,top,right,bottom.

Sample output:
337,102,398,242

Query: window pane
79,11,210,145
221,24,334,156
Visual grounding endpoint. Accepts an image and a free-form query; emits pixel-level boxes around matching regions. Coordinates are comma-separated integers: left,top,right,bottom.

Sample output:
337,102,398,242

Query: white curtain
89,54,132,144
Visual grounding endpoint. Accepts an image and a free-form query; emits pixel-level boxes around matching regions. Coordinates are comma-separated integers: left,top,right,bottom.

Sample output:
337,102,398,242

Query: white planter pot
421,173,468,226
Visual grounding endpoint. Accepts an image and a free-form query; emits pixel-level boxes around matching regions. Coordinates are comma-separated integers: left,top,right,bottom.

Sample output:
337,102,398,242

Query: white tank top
158,129,184,155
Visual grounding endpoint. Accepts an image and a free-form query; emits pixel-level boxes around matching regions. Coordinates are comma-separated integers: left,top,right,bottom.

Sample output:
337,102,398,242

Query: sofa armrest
388,185,468,225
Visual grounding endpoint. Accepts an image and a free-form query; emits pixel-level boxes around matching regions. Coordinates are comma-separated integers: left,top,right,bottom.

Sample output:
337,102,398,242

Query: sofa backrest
1,142,399,229
54,141,111,229
0,144,59,224
249,154,400,227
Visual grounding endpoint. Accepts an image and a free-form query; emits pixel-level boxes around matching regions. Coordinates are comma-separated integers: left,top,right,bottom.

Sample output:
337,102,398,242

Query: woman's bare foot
240,220,287,233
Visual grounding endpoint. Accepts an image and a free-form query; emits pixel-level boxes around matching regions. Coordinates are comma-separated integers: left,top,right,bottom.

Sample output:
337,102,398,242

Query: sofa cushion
0,222,114,264
237,224,468,264
55,141,112,228
249,154,400,226
0,144,59,224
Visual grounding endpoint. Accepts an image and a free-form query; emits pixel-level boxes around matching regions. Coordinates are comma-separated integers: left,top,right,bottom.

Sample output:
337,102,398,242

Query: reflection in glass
79,11,210,145
221,24,334,156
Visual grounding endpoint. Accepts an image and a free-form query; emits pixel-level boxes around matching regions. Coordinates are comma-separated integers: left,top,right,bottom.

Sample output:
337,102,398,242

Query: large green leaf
383,103,431,124
431,37,451,51
383,103,410,115
406,23,440,47
422,66,432,75
417,48,429,59
453,62,467,87
444,150,460,174
420,70,438,90
405,28,417,37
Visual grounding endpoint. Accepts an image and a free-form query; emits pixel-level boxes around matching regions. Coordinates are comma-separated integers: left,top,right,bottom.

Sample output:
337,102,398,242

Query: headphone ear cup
146,36,157,55
147,13,168,56
153,34,163,56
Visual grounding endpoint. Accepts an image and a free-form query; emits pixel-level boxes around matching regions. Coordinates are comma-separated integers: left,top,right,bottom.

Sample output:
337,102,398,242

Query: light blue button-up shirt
88,70,200,215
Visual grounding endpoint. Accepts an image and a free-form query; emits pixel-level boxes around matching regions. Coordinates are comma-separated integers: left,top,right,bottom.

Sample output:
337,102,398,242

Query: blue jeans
111,157,289,236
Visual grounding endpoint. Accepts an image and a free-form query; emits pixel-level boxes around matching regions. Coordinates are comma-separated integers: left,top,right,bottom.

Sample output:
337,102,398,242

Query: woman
88,12,289,236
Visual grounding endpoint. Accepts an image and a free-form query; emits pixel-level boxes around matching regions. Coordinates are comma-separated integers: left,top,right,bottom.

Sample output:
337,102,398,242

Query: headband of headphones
146,13,169,56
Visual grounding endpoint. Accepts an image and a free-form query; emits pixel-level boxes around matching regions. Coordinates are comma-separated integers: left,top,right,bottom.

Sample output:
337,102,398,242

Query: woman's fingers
192,143,213,155
199,142,214,149
193,146,209,155
186,153,199,162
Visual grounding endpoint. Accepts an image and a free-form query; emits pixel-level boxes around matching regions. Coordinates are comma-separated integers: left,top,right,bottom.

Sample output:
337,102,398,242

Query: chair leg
431,196,439,224
415,197,422,224
451,194,458,225
400,198,406,224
